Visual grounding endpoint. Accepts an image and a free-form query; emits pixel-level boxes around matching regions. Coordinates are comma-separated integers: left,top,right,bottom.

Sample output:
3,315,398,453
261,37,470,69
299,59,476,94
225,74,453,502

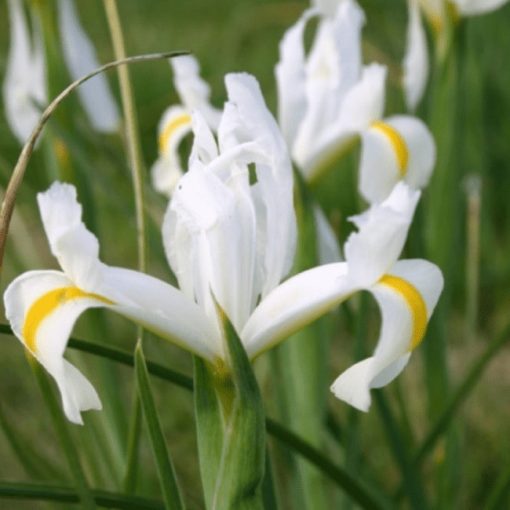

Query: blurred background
0,0,510,508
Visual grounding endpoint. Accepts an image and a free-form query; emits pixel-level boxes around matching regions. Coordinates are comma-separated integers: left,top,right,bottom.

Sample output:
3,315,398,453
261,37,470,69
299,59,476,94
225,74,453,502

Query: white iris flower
4,73,442,424
151,56,222,197
404,0,509,110
275,0,436,204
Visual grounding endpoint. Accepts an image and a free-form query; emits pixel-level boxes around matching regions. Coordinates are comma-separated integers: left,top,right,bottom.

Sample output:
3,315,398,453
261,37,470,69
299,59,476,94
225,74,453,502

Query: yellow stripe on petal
371,122,409,177
158,113,192,155
379,275,427,350
23,287,113,352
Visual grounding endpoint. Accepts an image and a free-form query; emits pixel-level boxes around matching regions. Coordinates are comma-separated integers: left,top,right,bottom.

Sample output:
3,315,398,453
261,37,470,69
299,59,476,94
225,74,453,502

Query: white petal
151,105,193,197
37,182,102,291
221,73,297,297
171,55,221,130
344,182,420,286
3,0,47,145
387,115,436,190
57,0,119,132
275,9,313,146
189,111,219,166
331,258,443,411
4,270,105,424
99,266,222,360
243,262,355,358
359,115,435,203
454,0,509,15
165,165,257,335
314,206,342,264
403,0,429,112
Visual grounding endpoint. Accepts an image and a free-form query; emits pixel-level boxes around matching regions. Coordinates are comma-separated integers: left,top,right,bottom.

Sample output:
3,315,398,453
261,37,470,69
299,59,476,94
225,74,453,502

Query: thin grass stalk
464,174,481,342
0,50,184,279
102,1,150,488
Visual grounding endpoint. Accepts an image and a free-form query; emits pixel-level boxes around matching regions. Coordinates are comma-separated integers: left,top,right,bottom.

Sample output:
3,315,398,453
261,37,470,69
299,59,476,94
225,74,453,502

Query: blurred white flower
3,0,47,145
403,0,509,110
3,0,119,146
275,0,436,204
151,56,221,197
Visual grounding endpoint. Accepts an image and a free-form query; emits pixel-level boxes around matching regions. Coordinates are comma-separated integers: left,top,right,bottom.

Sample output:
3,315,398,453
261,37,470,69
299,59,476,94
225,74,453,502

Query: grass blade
134,344,184,510
0,481,164,509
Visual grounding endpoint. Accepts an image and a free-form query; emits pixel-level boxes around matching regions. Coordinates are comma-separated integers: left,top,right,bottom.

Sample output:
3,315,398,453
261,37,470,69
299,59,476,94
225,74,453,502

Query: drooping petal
221,73,297,297
151,105,193,196
242,262,355,358
170,55,221,130
57,0,119,132
3,0,47,145
275,8,314,146
359,115,435,203
37,182,102,291
344,182,420,287
330,258,443,411
454,0,509,16
4,270,106,424
403,0,429,112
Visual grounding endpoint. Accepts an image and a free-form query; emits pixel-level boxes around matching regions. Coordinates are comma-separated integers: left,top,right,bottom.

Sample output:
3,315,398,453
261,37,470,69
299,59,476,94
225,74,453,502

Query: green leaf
134,344,184,510
193,356,224,508
211,313,266,510
0,481,164,509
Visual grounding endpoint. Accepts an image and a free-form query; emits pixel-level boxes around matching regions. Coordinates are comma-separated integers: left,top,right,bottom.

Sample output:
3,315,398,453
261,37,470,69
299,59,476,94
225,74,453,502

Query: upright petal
171,55,221,130
3,0,47,145
359,115,435,203
403,0,429,112
331,259,443,411
57,0,119,132
221,73,297,297
312,0,343,17
37,182,102,291
164,164,257,335
243,263,355,358
344,183,420,287
275,9,313,146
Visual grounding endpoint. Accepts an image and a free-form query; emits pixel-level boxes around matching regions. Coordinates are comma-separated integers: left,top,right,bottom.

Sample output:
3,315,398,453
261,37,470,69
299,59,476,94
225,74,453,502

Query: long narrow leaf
0,481,164,509
135,345,184,510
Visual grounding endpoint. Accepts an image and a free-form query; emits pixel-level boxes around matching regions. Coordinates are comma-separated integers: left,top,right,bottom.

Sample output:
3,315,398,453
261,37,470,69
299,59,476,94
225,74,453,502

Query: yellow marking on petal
379,275,427,350
371,121,409,177
158,113,192,155
22,287,113,353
